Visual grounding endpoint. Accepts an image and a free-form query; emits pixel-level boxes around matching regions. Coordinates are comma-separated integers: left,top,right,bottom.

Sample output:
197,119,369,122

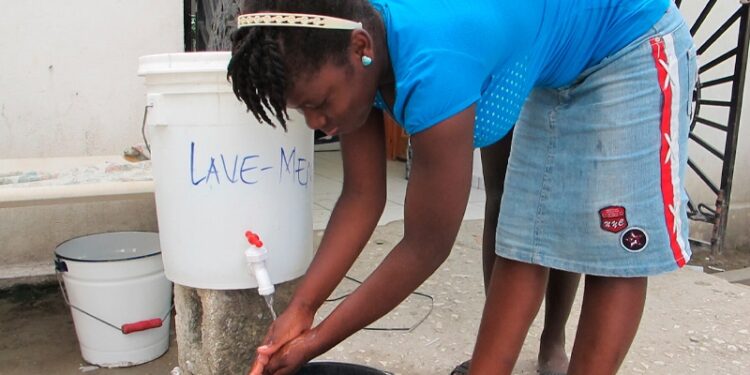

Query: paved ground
1,220,749,374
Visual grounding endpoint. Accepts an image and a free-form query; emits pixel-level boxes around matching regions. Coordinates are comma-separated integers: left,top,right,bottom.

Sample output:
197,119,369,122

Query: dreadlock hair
227,0,378,130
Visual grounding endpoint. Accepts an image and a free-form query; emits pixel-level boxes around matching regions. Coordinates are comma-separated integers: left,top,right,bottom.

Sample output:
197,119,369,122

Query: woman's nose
302,110,327,131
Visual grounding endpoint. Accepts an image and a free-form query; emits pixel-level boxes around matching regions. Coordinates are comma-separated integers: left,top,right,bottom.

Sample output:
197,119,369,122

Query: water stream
263,294,277,320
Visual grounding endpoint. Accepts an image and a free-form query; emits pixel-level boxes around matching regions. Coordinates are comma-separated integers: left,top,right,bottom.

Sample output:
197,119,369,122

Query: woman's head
228,0,383,135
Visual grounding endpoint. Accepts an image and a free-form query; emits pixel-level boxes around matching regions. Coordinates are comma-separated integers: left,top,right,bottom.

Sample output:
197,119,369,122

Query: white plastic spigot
244,231,275,296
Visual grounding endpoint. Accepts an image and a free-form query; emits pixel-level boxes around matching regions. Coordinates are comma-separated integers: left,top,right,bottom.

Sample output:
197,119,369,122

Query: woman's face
286,59,376,137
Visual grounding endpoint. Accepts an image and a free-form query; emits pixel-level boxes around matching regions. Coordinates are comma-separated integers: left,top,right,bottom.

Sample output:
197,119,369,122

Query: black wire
324,275,434,332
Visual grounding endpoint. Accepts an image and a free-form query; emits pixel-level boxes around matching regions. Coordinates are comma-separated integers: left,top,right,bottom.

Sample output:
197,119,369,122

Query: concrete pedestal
173,279,300,375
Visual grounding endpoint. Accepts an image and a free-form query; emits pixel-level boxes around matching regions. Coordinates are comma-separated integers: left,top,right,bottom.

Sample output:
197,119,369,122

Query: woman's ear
350,29,375,66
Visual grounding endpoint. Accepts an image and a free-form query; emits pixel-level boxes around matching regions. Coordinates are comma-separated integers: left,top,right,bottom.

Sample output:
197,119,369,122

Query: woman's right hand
248,303,315,375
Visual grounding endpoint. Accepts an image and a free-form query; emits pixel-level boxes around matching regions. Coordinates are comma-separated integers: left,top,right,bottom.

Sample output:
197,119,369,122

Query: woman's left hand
260,328,321,375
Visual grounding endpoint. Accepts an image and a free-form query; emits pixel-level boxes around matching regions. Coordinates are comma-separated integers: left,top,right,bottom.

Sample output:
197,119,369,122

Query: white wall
0,1,183,283
0,0,184,158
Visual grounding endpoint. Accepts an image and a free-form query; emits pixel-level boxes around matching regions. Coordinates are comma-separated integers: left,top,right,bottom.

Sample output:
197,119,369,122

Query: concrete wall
0,0,184,157
0,0,184,282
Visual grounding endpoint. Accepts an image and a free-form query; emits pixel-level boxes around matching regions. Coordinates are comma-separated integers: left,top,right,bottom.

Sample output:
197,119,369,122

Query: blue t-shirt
370,0,670,148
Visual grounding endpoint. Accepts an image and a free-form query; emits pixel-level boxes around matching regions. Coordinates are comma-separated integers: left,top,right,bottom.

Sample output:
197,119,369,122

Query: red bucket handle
56,272,173,335
121,318,163,334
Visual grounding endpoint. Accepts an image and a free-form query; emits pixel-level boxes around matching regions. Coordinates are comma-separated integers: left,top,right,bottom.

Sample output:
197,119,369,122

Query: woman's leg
479,133,513,289
567,276,647,374
470,257,548,374
449,136,513,375
452,138,514,374
538,269,580,374
480,134,580,374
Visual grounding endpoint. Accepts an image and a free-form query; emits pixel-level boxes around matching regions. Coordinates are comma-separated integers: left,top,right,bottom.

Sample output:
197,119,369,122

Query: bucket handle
141,104,153,155
122,318,164,334
55,262,173,334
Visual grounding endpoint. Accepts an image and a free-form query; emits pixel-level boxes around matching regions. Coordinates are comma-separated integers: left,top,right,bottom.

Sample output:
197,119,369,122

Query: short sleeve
392,49,491,135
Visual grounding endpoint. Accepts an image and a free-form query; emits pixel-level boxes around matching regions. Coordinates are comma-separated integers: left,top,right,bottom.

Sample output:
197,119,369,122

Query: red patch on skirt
599,206,628,234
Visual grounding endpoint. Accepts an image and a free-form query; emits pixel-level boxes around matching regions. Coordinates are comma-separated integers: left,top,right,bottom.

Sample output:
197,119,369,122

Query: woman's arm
250,109,389,375
264,105,476,373
287,108,388,315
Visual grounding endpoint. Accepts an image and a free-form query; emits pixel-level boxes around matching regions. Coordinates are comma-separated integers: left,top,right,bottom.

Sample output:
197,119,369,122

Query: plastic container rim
54,231,161,263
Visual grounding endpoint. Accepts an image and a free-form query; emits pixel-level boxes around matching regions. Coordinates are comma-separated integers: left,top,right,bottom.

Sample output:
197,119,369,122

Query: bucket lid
138,52,232,76
55,232,160,262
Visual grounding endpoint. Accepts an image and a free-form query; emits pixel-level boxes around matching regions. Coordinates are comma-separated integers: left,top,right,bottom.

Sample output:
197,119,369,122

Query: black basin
296,361,389,375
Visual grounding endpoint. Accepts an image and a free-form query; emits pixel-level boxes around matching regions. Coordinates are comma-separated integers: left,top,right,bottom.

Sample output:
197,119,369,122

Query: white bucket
54,232,172,367
138,52,314,289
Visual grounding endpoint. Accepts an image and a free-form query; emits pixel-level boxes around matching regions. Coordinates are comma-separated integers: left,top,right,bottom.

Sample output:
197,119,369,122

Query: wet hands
250,329,320,375
248,305,316,375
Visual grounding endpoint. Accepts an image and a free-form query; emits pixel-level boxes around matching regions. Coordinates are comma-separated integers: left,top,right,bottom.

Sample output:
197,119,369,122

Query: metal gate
184,0,240,52
677,0,749,254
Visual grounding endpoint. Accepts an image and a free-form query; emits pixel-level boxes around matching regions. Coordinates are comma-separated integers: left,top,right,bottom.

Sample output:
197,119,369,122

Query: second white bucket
55,232,172,367
138,52,314,289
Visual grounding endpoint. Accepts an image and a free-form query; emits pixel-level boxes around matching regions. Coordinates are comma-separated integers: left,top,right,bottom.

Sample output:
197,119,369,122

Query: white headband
237,12,363,30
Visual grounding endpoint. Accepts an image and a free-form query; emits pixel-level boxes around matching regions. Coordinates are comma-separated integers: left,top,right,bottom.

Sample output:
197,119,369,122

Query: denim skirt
496,4,697,277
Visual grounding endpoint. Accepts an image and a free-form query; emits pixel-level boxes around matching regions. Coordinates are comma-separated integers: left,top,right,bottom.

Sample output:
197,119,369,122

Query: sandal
450,360,471,375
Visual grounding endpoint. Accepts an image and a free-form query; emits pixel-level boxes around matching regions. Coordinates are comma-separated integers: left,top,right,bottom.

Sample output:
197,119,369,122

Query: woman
228,1,696,374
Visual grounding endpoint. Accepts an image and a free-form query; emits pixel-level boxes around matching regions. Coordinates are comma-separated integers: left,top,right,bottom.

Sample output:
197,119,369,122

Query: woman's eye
312,99,327,109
